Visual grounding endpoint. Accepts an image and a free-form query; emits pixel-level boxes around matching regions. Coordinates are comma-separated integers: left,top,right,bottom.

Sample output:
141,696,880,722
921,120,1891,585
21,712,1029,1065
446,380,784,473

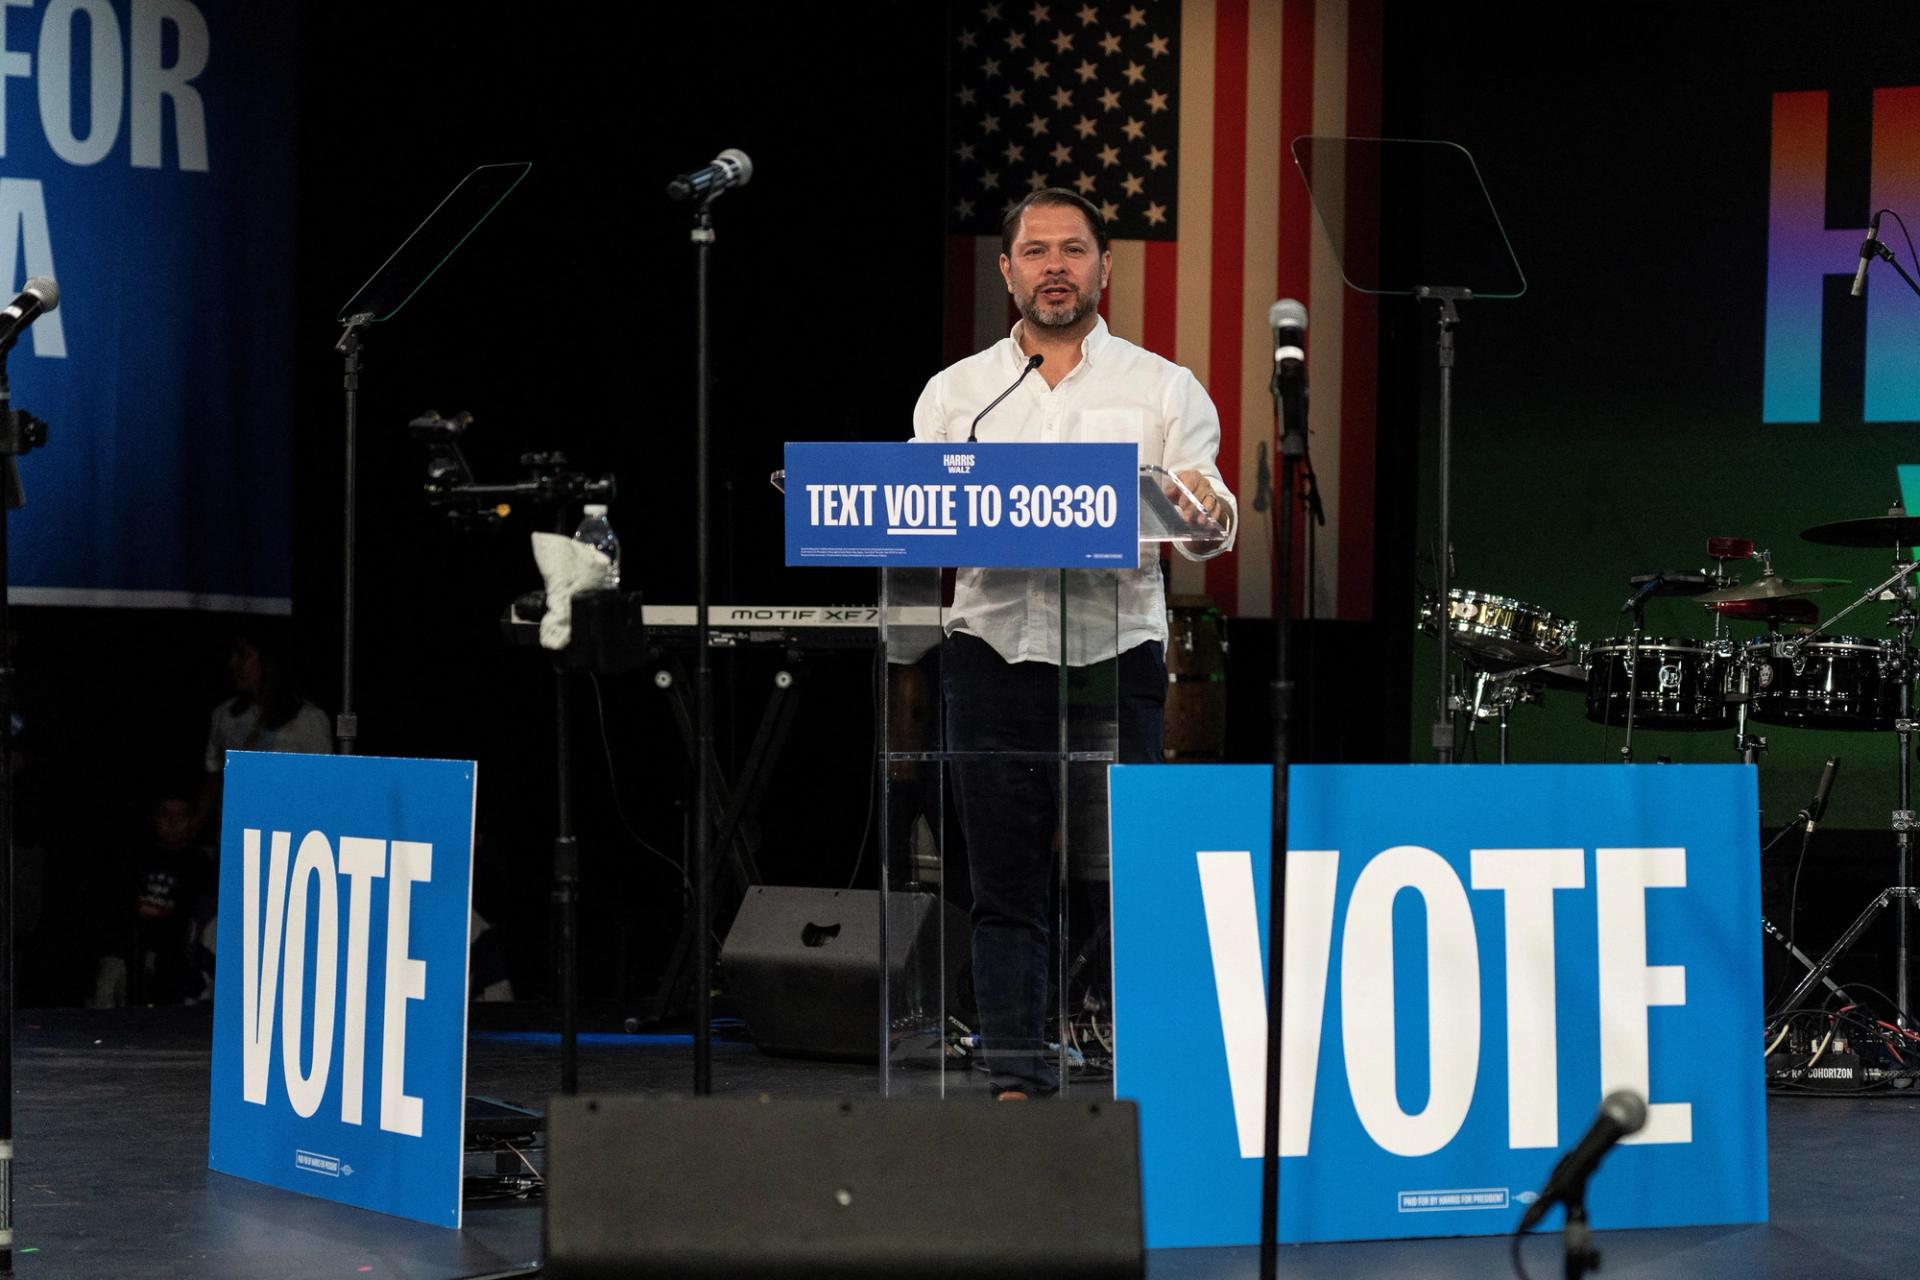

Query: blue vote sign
1109,763,1766,1248
209,752,477,1228
783,441,1138,567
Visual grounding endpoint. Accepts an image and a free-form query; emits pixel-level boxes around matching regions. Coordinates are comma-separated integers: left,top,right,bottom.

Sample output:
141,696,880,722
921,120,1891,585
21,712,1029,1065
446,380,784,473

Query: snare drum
1584,636,1729,729
1744,636,1892,730
1419,588,1579,667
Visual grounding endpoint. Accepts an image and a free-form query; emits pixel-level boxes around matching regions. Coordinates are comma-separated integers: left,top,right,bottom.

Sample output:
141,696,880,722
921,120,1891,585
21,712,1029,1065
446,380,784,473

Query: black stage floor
11,1006,1915,1278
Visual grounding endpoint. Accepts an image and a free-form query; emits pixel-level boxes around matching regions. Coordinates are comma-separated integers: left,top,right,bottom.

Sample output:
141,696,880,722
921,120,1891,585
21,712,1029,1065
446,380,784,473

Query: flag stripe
1170,0,1218,601
1107,239,1146,344
1204,0,1250,612
1303,0,1343,620
1143,239,1179,361
1236,0,1286,618
1279,0,1318,619
1338,0,1382,620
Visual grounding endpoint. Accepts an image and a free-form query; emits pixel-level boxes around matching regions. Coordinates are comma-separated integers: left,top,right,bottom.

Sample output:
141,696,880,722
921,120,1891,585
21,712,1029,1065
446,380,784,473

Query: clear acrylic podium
874,466,1223,1098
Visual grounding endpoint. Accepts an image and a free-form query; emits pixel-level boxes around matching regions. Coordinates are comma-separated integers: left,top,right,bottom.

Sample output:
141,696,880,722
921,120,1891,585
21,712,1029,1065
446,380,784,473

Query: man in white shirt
912,189,1236,1098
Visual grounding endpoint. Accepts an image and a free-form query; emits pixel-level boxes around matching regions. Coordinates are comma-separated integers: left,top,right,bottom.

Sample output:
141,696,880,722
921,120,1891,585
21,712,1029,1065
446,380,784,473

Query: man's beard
1019,280,1101,330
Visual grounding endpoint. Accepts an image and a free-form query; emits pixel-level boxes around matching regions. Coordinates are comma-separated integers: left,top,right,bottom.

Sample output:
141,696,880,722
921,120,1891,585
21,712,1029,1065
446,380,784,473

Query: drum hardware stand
1420,287,1470,765
1769,556,1920,1026
1619,594,1651,764
1464,665,1543,764
1761,915,1848,1008
1725,647,1767,764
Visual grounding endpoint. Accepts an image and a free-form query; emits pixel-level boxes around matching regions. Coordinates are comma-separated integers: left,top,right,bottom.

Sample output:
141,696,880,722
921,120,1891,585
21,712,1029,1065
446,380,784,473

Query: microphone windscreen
22,276,56,311
717,148,754,188
1269,297,1307,332
1600,1089,1648,1134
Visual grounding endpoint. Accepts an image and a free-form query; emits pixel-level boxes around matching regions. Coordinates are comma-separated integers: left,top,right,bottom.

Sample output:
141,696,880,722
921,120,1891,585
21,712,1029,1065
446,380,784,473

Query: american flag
942,0,1382,621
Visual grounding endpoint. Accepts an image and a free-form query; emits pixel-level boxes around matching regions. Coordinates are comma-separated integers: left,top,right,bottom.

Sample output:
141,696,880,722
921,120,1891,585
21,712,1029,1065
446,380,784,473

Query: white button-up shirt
911,317,1237,666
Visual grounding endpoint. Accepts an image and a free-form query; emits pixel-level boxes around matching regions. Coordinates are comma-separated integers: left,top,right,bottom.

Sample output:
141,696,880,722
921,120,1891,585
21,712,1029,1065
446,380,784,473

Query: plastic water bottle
572,503,621,587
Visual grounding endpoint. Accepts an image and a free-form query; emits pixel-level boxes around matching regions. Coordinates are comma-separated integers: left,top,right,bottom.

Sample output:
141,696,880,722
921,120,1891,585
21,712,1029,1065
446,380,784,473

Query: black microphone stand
334,316,370,755
1558,1196,1600,1280
0,352,48,1277
1258,356,1305,1280
689,197,717,1095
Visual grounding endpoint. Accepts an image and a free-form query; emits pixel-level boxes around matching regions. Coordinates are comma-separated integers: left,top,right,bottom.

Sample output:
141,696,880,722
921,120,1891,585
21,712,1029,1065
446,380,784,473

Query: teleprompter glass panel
1292,136,1526,299
337,162,532,324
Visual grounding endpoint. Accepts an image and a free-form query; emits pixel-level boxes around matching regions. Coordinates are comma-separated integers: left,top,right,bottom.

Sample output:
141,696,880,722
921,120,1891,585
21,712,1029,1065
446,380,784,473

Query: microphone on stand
667,149,754,204
1852,211,1883,298
1269,298,1307,393
1620,572,1665,615
1517,1090,1648,1234
1803,756,1840,833
967,352,1043,442
0,277,58,352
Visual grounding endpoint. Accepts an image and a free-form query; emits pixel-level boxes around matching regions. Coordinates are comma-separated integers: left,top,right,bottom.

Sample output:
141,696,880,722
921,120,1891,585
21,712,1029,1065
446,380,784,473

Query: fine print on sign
783,441,1139,567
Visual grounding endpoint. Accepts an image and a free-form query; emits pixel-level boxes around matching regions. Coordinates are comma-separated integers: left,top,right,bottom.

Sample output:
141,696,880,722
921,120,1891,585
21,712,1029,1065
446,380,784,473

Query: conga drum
1164,594,1227,760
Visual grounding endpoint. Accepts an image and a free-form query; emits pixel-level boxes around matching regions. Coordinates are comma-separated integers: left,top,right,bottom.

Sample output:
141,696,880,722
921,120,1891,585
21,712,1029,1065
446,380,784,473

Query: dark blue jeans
941,631,1166,1094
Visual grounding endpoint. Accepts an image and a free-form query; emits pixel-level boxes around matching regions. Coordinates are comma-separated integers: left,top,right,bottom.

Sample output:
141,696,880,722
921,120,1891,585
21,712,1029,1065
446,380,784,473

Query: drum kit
1422,504,1920,1022
1421,527,1914,763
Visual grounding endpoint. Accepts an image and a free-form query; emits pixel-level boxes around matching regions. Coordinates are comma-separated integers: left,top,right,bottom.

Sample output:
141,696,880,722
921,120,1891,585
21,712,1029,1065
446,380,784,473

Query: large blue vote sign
1109,764,1767,1248
783,441,1138,567
209,752,477,1228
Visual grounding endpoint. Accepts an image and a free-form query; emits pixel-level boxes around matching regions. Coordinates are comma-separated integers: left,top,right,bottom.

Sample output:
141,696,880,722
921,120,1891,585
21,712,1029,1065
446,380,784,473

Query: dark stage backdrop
1384,11,1920,830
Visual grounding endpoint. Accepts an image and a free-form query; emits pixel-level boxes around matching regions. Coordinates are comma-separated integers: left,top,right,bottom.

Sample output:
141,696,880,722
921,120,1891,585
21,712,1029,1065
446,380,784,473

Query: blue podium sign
1109,764,1766,1248
209,752,477,1228
783,441,1138,567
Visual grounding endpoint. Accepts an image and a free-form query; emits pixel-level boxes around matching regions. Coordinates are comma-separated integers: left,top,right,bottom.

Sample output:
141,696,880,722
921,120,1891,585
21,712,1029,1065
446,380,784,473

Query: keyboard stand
638,649,802,1026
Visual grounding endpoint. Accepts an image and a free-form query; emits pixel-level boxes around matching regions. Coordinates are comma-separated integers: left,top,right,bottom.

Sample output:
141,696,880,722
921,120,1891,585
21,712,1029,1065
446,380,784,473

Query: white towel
531,531,613,650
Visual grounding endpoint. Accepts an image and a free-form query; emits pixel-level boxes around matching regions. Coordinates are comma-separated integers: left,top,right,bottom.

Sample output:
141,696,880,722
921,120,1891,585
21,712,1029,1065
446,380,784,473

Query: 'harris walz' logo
295,1149,352,1178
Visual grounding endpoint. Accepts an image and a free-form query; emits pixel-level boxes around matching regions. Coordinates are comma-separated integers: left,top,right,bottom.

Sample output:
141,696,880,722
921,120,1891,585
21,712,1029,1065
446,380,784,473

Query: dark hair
1000,188,1109,257
228,624,308,732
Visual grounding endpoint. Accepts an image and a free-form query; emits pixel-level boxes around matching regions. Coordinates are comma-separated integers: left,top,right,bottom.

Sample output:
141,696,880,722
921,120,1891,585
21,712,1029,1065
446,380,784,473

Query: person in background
91,791,214,1006
197,626,334,836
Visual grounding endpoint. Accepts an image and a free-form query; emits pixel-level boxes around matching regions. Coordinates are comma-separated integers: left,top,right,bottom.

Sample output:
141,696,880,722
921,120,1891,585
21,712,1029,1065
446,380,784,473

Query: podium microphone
1852,211,1883,298
968,352,1043,442
0,276,57,352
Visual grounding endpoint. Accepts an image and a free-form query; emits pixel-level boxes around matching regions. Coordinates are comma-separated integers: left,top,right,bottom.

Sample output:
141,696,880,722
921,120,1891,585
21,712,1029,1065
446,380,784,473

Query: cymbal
1695,575,1848,604
1802,514,1920,547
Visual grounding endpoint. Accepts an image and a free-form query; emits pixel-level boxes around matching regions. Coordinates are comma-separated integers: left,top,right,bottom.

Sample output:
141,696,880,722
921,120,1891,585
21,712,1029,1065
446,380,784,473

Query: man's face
1000,202,1111,331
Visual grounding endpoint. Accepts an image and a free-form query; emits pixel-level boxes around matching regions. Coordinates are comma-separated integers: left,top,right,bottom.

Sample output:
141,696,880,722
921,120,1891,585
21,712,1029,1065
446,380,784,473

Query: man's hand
1166,468,1230,549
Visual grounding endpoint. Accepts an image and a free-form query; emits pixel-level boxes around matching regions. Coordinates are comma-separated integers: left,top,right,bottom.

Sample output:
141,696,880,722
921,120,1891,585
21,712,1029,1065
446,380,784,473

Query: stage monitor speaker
544,1094,1144,1279
721,885,969,1061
